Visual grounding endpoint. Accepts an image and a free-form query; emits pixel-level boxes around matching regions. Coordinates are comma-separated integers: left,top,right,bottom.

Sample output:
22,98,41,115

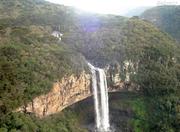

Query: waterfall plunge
88,63,110,132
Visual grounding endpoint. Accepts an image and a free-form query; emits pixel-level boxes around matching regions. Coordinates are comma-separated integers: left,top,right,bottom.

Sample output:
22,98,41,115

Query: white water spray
88,63,110,132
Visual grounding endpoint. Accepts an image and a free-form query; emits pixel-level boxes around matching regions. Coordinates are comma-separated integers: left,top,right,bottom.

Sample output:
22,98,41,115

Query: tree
135,45,180,131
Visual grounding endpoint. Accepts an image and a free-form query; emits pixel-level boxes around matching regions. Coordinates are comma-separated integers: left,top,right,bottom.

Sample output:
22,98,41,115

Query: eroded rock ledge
16,71,91,117
16,69,138,117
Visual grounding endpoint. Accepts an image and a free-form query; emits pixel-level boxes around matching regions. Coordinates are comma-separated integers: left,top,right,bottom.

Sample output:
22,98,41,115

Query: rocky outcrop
17,65,138,117
106,61,139,92
16,71,91,117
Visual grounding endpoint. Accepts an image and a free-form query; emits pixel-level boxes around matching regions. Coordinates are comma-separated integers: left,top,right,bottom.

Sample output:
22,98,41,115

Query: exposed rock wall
17,67,138,117
17,71,91,117
106,60,139,92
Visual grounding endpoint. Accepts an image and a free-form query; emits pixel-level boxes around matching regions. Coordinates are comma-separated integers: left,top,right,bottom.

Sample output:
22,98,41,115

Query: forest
0,0,179,132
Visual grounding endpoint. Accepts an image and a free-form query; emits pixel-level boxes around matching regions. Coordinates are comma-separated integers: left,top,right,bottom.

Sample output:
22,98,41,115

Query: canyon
16,63,138,118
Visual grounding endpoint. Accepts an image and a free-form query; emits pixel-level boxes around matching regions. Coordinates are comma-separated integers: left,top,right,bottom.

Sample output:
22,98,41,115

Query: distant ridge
141,5,180,42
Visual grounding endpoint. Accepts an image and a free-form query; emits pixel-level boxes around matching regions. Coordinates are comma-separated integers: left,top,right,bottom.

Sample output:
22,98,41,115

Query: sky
46,0,180,15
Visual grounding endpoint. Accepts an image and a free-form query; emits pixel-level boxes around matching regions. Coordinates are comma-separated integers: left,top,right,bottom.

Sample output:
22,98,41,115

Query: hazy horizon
46,0,180,15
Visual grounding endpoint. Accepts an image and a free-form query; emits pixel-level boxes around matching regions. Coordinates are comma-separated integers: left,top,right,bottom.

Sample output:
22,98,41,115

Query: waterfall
88,63,110,132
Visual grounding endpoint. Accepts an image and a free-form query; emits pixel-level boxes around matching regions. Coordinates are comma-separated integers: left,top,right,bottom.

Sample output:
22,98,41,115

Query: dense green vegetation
0,24,87,132
116,18,180,131
0,0,179,132
0,92,147,132
63,15,127,67
0,1,89,131
124,20,180,131
0,110,87,132
134,44,180,131
141,5,180,42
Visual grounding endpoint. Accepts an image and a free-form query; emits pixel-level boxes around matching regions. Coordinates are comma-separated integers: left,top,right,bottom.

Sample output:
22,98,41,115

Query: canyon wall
17,65,138,117
106,61,138,92
17,71,91,117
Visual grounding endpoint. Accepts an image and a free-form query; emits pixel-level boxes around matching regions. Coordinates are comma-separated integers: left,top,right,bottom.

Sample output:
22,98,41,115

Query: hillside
63,16,178,72
0,0,179,132
141,5,180,42
0,0,88,119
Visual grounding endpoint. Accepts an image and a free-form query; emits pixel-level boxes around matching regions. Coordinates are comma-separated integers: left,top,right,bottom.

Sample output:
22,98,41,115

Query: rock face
17,71,91,117
107,61,139,92
17,67,138,117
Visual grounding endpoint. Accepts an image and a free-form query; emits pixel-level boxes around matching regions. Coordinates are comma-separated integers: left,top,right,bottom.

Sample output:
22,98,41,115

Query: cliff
106,61,139,92
16,67,138,117
16,71,91,117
